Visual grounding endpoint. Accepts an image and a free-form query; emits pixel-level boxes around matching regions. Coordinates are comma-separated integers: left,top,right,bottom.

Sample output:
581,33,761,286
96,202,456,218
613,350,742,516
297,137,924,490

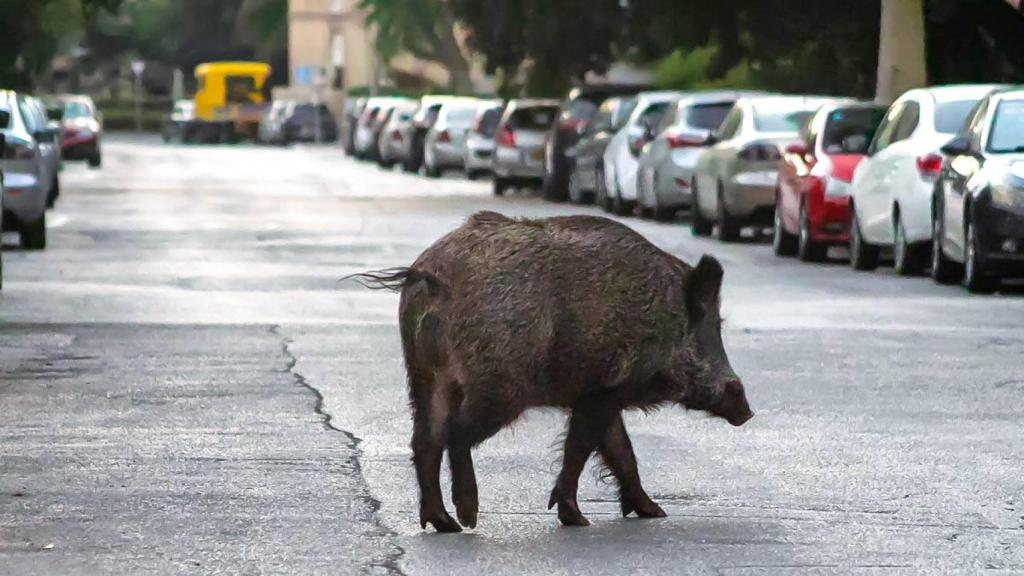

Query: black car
566,95,636,205
403,97,447,173
932,88,1024,293
283,103,338,144
542,83,649,202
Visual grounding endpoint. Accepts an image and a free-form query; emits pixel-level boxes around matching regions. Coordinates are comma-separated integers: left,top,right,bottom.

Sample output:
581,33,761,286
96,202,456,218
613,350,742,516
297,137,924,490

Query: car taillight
916,153,943,179
665,133,705,149
438,129,451,143
391,129,402,141
497,126,516,148
739,143,782,162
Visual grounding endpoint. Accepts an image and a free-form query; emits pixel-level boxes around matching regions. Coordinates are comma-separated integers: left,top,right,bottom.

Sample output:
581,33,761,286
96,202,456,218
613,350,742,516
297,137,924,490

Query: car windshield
754,104,815,132
64,101,92,119
686,102,733,131
822,107,888,154
292,104,330,120
934,99,979,134
509,106,559,130
987,99,1024,153
0,106,10,129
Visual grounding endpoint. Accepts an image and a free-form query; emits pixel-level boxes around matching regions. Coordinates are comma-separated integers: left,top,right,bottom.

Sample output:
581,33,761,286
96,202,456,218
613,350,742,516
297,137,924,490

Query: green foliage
654,47,717,90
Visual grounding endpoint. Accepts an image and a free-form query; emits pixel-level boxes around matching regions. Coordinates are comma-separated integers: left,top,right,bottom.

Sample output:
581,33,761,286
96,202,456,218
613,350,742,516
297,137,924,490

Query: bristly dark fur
342,267,439,292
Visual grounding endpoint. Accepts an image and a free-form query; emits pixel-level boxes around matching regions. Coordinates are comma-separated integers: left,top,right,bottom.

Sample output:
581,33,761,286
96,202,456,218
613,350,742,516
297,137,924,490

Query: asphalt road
2,135,1023,575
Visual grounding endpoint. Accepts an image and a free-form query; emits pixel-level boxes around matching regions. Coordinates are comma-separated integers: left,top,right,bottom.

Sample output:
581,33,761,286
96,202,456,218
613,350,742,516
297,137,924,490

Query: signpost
131,60,146,133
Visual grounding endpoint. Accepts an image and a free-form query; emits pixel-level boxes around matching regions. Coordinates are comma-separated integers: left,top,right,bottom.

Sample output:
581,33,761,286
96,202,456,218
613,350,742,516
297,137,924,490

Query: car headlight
824,177,852,198
991,182,1024,209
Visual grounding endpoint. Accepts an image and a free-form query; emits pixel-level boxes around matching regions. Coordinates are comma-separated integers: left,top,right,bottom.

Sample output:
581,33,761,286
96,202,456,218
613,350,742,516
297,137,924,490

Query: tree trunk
434,4,474,94
876,0,927,103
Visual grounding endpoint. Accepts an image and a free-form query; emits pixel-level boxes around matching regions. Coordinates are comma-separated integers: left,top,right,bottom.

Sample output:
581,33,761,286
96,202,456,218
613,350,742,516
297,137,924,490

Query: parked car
601,91,683,216
1,90,52,249
636,92,753,221
51,95,102,168
774,102,888,261
931,87,1024,293
23,96,62,209
258,99,291,144
161,99,196,143
848,84,1002,273
463,101,505,180
423,99,484,177
1,133,5,291
543,83,650,201
567,96,636,205
403,96,456,173
692,95,839,241
354,97,413,160
493,99,560,196
280,102,338,144
342,97,367,156
377,100,420,169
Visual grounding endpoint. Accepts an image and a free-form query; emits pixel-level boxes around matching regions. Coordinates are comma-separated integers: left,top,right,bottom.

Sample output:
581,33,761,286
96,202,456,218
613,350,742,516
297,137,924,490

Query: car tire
88,153,102,169
717,184,741,242
797,202,826,262
568,169,585,204
849,206,879,271
893,213,926,276
46,176,60,209
653,205,675,222
613,184,634,217
596,165,613,213
691,177,713,237
963,218,998,294
20,213,46,250
931,198,961,284
772,194,797,256
543,155,569,202
493,177,507,196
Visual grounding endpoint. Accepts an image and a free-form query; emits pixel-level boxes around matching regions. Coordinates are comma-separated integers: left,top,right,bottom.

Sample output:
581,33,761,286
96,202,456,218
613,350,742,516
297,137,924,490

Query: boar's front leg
599,414,667,519
548,396,617,527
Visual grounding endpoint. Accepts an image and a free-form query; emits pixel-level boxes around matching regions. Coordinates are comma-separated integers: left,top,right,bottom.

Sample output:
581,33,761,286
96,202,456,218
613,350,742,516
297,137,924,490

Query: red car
773,102,887,261
54,95,103,168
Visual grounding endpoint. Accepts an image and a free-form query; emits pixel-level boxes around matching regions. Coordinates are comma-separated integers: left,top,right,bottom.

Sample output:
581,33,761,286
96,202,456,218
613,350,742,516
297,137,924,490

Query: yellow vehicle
191,61,271,142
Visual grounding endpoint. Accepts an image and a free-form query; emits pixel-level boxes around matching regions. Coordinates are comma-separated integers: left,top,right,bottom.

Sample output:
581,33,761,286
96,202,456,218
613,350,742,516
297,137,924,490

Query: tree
0,0,122,89
359,0,474,94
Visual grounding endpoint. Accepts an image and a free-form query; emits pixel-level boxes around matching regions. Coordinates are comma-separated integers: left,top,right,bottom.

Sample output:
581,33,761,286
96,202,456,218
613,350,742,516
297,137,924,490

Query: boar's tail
342,267,441,293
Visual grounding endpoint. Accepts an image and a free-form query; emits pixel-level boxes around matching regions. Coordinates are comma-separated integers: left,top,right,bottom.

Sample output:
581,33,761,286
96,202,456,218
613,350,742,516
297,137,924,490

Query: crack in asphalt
270,325,408,576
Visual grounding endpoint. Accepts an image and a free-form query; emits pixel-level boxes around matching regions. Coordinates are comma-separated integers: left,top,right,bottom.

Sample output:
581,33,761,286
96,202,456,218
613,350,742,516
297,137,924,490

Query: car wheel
493,177,507,196
568,169,585,204
46,176,60,209
543,155,569,202
717,183,741,242
653,205,674,222
797,202,826,262
691,177,713,237
931,198,961,284
20,213,46,250
849,205,879,271
613,184,634,216
596,165,612,212
772,194,797,256
893,213,926,276
963,219,998,294
88,153,102,169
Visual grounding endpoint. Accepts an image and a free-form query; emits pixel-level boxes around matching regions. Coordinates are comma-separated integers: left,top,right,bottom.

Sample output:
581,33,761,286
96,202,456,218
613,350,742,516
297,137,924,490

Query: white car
602,91,685,215
848,84,1004,273
1,90,52,250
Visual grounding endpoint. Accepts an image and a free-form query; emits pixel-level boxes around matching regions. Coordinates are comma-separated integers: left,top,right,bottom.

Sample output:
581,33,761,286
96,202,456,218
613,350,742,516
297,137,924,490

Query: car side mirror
940,135,971,157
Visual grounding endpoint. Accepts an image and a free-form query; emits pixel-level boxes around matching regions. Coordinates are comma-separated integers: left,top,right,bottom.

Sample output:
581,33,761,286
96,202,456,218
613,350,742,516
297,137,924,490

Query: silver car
1,90,52,249
693,95,842,241
492,99,560,195
354,97,415,160
636,92,756,221
463,101,504,180
423,98,482,177
25,96,62,208
377,100,419,168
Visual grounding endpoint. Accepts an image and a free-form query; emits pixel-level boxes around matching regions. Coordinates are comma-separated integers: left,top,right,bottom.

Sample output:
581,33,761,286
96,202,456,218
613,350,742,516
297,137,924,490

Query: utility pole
875,0,927,104
131,60,146,133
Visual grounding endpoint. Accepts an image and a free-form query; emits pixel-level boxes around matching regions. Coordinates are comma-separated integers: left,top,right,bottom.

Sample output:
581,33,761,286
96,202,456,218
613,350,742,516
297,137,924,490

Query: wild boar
348,211,752,533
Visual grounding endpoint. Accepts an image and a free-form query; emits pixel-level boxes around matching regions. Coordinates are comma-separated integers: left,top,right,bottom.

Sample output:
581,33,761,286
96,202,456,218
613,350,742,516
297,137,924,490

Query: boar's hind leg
548,396,618,527
410,376,461,533
599,414,666,519
447,440,478,529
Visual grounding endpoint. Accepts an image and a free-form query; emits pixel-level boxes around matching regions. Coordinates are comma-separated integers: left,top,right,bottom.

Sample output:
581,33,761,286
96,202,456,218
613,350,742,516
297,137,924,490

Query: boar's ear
686,255,724,321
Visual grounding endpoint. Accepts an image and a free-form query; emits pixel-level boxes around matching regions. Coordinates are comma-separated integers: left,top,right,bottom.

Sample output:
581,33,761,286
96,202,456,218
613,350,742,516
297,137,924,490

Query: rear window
988,100,1024,153
754,106,815,132
64,101,93,119
822,107,888,153
477,107,503,137
935,99,980,134
686,102,733,131
292,104,331,120
445,106,479,126
563,99,598,121
509,106,559,130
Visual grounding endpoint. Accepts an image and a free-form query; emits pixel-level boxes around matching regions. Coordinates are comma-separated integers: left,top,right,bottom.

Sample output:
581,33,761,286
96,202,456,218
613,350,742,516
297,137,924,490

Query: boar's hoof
621,496,667,519
420,509,462,533
454,497,478,529
548,490,590,527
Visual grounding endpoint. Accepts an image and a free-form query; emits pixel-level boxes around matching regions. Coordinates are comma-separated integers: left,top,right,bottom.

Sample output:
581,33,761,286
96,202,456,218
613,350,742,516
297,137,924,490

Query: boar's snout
710,379,754,427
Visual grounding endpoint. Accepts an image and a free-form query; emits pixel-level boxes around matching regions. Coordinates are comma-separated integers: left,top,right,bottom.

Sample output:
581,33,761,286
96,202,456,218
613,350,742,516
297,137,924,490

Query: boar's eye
686,255,724,321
